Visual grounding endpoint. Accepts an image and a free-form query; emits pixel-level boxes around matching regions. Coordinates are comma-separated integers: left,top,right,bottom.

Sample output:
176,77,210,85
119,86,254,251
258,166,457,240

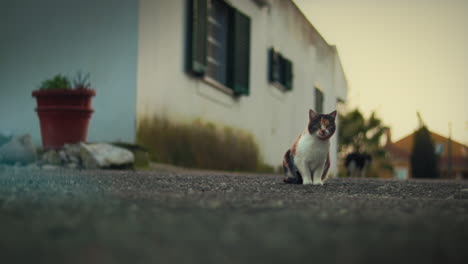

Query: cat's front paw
302,179,313,185
313,181,324,186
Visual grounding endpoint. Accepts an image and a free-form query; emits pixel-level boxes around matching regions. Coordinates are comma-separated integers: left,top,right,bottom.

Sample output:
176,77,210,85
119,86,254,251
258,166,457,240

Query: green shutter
268,48,281,83
315,88,324,113
268,48,276,82
278,54,287,87
285,59,293,90
229,9,251,96
187,0,207,76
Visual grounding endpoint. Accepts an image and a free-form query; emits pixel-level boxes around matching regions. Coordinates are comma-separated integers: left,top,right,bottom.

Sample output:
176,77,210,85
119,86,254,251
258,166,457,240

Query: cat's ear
329,110,337,120
309,109,319,120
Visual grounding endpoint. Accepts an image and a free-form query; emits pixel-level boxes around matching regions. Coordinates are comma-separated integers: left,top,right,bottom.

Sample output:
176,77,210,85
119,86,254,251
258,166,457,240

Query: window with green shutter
186,0,251,96
268,48,293,91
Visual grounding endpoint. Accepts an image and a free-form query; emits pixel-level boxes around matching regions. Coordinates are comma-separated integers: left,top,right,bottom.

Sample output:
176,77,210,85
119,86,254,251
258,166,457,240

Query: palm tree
338,109,392,177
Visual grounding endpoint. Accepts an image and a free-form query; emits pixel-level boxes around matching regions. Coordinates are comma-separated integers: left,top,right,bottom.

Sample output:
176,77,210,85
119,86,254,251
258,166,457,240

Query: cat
283,109,337,185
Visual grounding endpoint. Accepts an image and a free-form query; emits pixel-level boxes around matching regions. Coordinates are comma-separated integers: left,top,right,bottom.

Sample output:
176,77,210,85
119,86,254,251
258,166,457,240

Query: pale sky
294,0,468,145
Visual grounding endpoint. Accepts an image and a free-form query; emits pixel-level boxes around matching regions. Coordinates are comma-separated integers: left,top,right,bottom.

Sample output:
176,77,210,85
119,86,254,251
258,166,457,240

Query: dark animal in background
345,152,372,177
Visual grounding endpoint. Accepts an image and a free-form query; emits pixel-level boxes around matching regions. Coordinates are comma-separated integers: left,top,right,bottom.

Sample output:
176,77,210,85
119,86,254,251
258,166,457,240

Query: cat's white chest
295,133,329,168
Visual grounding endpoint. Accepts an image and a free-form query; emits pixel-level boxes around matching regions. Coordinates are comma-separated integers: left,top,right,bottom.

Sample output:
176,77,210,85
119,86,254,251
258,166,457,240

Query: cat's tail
282,160,293,184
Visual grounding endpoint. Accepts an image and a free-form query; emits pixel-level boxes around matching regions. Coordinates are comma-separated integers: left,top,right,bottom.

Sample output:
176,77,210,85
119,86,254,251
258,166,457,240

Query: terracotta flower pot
32,89,96,150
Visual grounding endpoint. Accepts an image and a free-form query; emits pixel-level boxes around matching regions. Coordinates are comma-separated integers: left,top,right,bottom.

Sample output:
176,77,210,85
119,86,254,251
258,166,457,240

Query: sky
294,0,468,145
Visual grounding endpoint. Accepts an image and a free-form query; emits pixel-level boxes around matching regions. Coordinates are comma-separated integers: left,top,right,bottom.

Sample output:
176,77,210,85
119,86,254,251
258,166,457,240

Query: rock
79,143,134,169
62,144,82,167
111,142,150,169
64,144,81,158
58,150,69,163
41,150,62,165
0,134,37,165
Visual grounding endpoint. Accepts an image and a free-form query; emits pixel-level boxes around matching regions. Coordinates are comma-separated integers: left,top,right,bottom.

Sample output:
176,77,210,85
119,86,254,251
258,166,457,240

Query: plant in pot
32,72,96,150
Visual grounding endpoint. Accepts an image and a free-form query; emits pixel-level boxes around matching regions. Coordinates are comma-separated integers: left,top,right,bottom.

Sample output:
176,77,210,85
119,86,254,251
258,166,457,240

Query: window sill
203,76,235,96
192,76,237,108
271,81,289,92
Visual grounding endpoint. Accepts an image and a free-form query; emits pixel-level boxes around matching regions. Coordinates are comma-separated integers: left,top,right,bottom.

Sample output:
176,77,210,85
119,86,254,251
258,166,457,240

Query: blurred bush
137,116,273,172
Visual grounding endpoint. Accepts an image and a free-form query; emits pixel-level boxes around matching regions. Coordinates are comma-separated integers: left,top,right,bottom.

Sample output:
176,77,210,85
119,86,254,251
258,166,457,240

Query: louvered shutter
230,10,251,96
187,0,207,76
268,48,277,82
315,88,324,113
278,54,287,86
285,59,293,90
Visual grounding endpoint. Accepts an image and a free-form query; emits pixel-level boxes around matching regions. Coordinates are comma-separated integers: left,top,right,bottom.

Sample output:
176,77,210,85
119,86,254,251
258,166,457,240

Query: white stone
64,144,81,158
79,143,134,169
58,150,69,163
68,155,80,165
41,150,62,165
0,134,37,165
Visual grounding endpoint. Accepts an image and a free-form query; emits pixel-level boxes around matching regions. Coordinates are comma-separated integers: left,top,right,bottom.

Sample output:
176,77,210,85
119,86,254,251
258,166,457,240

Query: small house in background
385,130,468,180
1,0,347,171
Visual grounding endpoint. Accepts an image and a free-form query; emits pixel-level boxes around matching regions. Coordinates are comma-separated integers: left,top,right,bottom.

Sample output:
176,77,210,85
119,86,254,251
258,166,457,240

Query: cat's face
308,109,337,140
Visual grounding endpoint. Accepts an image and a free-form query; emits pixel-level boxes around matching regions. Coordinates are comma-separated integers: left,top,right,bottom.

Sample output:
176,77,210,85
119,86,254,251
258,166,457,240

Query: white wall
0,0,138,144
137,0,347,172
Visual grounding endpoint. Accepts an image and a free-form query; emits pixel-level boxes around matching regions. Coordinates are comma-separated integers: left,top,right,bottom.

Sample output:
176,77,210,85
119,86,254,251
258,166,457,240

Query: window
395,167,408,180
315,87,324,113
186,0,251,96
268,48,293,90
206,0,229,85
435,143,445,155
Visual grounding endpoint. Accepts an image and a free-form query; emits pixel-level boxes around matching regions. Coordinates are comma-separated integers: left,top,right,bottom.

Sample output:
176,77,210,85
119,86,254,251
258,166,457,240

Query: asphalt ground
0,166,467,264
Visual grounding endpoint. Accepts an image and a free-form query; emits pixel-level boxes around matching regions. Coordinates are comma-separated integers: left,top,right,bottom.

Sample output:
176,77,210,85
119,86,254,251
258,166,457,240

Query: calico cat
283,109,337,185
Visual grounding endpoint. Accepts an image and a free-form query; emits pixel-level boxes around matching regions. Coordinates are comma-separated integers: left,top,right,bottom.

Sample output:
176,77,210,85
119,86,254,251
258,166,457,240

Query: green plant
338,109,393,177
38,71,92,91
39,74,71,90
73,71,91,90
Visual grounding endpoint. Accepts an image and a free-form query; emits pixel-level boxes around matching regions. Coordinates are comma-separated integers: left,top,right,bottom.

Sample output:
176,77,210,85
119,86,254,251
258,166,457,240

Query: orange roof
390,130,468,159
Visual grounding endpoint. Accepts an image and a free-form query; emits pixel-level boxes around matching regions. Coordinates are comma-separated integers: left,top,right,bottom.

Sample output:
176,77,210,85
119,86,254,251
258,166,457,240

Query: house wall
0,0,138,144
137,0,347,172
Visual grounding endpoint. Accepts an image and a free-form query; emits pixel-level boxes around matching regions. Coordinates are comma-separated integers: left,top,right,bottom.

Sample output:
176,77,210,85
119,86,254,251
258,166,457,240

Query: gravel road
0,166,467,264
